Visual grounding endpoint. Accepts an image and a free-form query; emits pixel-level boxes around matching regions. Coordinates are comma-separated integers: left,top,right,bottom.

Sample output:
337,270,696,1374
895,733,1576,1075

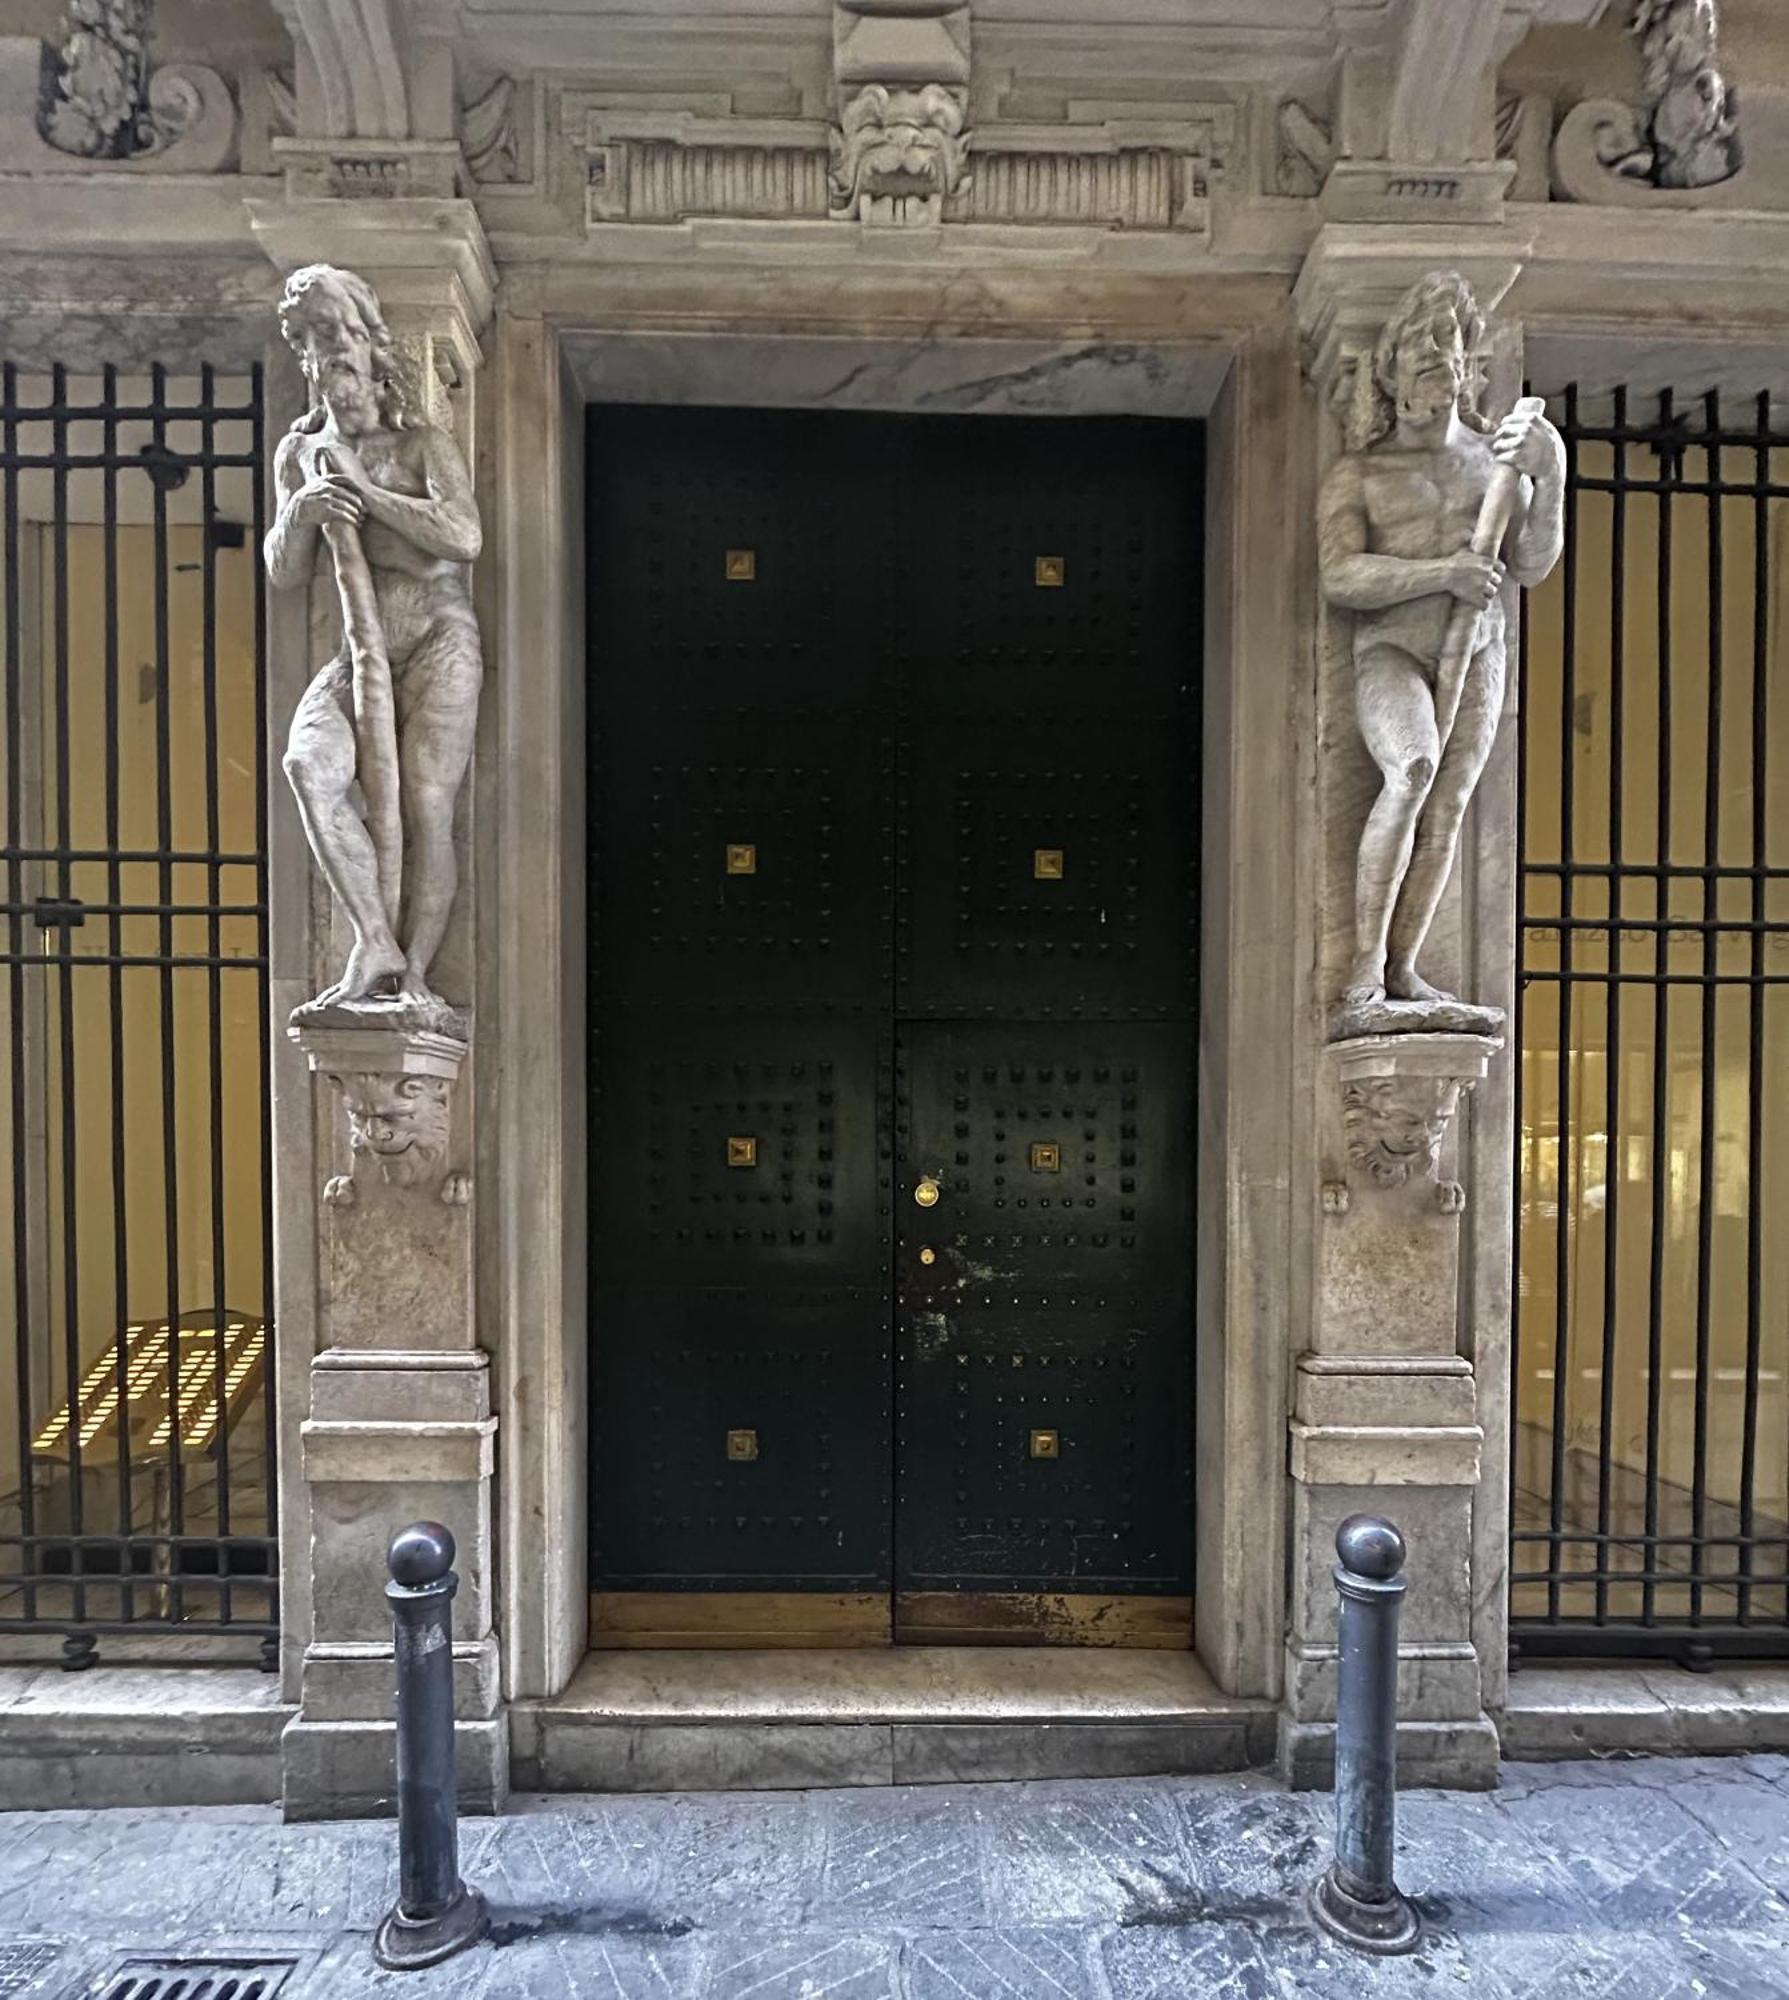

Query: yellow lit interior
1515,421,1789,1623
0,380,269,1590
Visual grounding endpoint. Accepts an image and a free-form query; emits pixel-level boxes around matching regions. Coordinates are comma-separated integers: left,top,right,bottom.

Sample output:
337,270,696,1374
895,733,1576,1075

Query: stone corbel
1331,1033,1501,1213
831,0,972,226
291,1025,470,1210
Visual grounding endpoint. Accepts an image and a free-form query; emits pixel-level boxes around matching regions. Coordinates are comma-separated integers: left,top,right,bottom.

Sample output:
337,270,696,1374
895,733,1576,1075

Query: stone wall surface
0,0,1787,1811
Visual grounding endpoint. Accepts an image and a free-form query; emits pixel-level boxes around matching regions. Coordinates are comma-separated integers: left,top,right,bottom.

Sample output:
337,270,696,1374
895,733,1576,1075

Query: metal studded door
893,418,1199,1640
587,408,895,1642
588,406,1199,1646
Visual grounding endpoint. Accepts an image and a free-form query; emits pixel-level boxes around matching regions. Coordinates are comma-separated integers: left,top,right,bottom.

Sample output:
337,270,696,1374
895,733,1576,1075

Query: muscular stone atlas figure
266,262,483,1029
1319,270,1566,1023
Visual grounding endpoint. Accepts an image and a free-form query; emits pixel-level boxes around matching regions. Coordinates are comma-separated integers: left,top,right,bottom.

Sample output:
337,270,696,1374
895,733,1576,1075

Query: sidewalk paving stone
0,1757,1783,1998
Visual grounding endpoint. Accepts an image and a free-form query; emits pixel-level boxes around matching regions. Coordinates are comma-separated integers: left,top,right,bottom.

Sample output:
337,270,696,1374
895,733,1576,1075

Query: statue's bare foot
1386,965,1456,1005
328,938,407,1003
1342,959,1386,1010
291,941,406,1022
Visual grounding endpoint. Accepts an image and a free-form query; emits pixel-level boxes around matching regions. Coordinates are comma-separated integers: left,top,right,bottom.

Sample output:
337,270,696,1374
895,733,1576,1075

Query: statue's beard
316,355,378,423
1397,369,1458,424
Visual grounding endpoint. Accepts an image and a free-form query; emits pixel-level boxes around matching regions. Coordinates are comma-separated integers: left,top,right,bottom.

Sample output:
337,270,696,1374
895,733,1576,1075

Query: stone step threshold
511,1647,1276,1793
0,1657,292,1810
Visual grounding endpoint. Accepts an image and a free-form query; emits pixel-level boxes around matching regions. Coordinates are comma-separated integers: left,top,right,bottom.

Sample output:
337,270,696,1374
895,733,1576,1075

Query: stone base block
1283,1641,1484,1722
280,1714,508,1821
1277,1712,1501,1792
299,1633,503,1722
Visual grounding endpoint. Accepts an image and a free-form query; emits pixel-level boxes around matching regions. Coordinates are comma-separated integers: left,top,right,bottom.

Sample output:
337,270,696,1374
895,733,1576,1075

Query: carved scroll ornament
1552,0,1742,204
24,0,236,169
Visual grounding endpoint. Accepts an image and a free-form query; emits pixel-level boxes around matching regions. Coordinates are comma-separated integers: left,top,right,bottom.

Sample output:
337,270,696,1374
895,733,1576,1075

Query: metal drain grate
0,1943,64,1994
90,1962,298,2000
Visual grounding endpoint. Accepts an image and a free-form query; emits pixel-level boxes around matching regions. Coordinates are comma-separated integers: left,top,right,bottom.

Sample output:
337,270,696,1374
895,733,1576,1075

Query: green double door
587,404,1201,1646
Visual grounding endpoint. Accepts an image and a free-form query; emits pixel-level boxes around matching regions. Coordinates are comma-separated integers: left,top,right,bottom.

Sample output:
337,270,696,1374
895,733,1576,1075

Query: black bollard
373,1522,488,1971
1309,1514,1421,1956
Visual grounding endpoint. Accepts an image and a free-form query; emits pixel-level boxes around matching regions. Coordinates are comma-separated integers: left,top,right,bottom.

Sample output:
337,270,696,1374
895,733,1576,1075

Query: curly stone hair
1348,270,1491,454
277,263,415,435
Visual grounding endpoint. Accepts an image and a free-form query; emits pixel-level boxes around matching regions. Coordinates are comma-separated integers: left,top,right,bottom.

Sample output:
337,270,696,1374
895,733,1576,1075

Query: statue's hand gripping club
1431,394,1549,754
315,442,403,937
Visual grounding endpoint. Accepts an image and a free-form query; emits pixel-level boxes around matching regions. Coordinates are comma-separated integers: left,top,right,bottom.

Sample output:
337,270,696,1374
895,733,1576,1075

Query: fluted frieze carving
577,107,1228,237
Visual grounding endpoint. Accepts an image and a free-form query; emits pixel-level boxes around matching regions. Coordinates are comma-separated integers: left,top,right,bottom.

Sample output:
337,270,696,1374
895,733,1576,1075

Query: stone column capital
245,194,496,383
1292,223,1531,395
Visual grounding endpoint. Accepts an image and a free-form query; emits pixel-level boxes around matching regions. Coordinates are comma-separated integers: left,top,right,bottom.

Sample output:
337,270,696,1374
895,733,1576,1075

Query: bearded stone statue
265,264,484,1033
1319,271,1566,1037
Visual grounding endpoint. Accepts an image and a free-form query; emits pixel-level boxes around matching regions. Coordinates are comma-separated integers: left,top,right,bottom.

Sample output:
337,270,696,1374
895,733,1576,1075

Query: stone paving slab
1,1756,1786,1997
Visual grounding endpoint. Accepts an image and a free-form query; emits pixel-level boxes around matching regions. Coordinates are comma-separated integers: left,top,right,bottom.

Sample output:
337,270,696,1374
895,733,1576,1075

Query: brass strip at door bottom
894,1593,1195,1649
591,1592,891,1650
590,1591,1194,1649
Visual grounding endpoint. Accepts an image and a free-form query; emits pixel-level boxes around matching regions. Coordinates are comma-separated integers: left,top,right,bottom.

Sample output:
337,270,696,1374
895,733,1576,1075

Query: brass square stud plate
725,548,757,582
1030,1142,1061,1173
727,1135,758,1168
1033,848,1065,880
726,843,757,875
727,1428,759,1461
1029,1428,1061,1460
1035,554,1066,588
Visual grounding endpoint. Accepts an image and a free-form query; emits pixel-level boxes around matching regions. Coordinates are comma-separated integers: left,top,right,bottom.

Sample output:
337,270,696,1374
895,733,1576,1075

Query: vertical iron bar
4,363,36,1620
1643,389,1676,1630
1595,390,1627,1624
1737,393,1770,1624
1512,476,1531,1630
1690,391,1723,1628
200,367,231,1627
150,363,183,1619
51,365,87,1630
103,365,133,1617
252,361,278,1640
1547,386,1581,1624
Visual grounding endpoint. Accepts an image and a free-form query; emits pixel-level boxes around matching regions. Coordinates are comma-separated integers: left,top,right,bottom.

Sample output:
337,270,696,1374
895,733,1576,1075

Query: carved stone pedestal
1280,1031,1503,1791
281,1026,506,1821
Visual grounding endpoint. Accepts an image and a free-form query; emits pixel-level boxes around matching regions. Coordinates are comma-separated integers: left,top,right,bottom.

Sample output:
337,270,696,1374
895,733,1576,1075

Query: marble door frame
487,306,1304,1707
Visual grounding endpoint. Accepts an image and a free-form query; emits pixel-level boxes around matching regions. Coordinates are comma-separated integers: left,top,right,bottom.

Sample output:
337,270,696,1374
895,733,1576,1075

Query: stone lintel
1289,1421,1483,1486
301,1416,497,1484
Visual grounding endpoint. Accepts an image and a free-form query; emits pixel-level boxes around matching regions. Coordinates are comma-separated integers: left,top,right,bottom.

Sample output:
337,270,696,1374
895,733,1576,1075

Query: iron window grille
1512,384,1789,1667
0,362,276,1668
